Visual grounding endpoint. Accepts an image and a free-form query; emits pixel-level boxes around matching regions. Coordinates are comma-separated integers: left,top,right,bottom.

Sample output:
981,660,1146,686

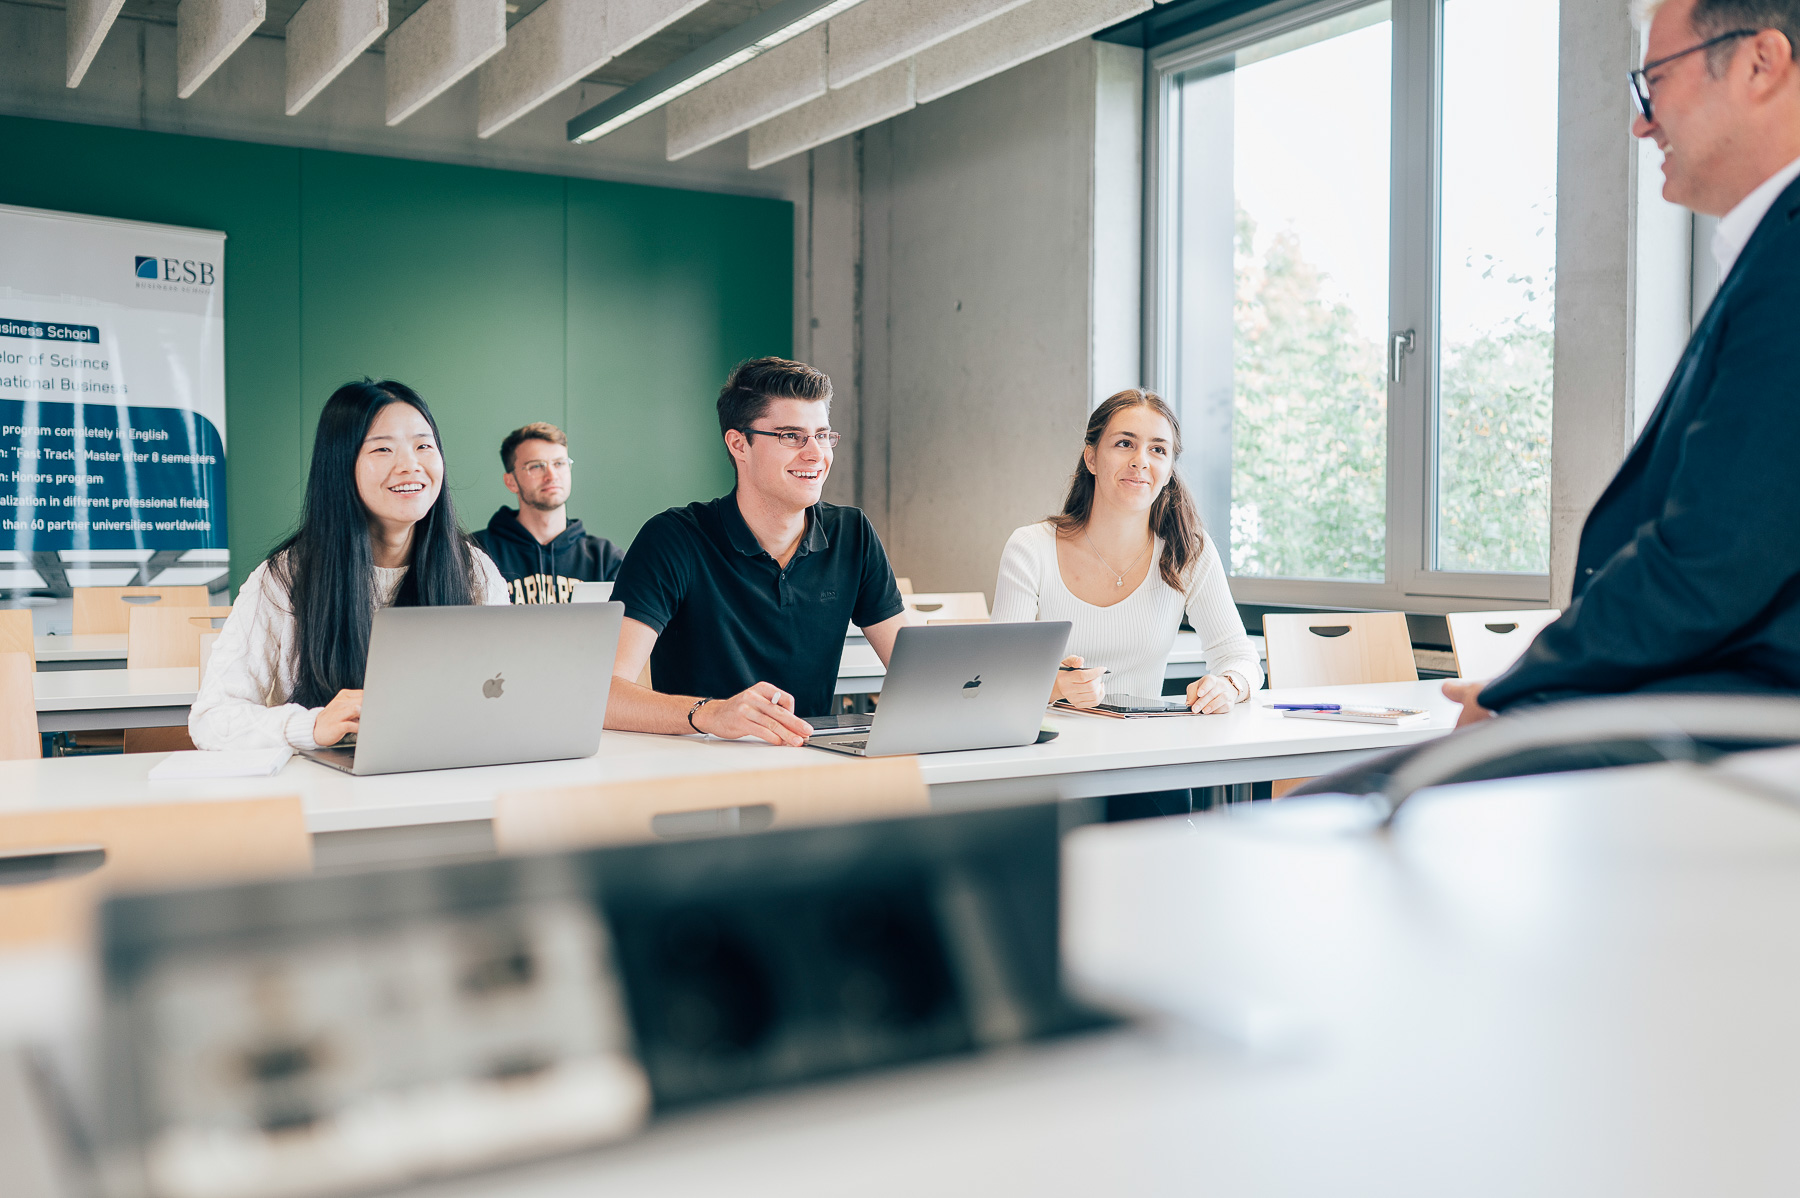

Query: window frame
1145,0,1554,615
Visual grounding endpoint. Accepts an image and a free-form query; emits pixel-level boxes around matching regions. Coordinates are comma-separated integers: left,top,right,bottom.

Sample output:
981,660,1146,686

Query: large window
1155,0,1559,609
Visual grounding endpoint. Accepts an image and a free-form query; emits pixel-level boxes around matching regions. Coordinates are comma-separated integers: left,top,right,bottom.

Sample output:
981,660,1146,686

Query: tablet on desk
1054,695,1193,718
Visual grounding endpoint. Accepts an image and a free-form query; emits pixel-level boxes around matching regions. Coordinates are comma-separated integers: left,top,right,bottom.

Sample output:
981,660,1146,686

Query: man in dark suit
1301,0,1800,794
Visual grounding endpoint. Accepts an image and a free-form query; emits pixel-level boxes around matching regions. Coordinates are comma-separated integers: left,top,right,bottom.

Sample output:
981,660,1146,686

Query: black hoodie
472,506,625,604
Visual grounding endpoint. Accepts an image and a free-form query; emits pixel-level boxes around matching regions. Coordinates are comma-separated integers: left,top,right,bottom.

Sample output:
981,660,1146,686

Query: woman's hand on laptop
314,688,364,746
693,683,815,747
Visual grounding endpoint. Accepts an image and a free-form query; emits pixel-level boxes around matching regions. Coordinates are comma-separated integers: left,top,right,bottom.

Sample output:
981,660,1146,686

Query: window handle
1389,329,1416,384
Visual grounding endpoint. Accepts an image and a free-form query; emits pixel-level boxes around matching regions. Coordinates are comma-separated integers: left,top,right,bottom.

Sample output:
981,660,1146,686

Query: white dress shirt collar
1713,152,1800,279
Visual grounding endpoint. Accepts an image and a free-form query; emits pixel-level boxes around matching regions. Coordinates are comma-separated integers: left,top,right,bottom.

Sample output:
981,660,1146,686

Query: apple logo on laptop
482,673,505,699
961,674,981,697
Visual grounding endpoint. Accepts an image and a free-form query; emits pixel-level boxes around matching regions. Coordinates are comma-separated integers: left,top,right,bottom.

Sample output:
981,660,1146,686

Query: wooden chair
1262,612,1417,798
0,651,37,760
0,609,31,654
0,797,311,947
121,606,229,752
1262,612,1418,690
72,586,211,635
896,577,914,595
198,630,220,685
125,605,232,669
494,755,930,854
1447,609,1563,681
901,592,990,625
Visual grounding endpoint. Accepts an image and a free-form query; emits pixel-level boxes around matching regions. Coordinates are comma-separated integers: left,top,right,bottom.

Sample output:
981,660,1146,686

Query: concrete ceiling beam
915,0,1150,104
665,26,826,161
385,0,505,126
826,0,1029,90
479,0,707,139
176,0,267,98
747,56,912,170
285,0,387,115
66,0,127,86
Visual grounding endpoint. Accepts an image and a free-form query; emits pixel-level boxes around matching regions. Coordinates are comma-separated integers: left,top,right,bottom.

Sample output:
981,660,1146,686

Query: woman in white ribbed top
190,381,509,752
992,389,1261,711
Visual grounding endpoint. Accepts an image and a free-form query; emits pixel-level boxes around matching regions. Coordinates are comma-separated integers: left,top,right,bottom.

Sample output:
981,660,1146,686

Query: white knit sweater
991,521,1262,701
188,550,510,751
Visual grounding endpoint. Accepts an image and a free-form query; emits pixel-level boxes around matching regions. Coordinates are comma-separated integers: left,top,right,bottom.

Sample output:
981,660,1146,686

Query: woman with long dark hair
992,388,1261,714
190,380,508,750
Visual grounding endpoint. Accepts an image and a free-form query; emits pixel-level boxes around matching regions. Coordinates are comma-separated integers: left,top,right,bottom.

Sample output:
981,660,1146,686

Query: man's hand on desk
1442,679,1495,728
692,683,814,747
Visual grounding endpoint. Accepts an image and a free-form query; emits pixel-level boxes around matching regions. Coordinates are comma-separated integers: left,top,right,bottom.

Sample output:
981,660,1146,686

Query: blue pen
1272,703,1341,711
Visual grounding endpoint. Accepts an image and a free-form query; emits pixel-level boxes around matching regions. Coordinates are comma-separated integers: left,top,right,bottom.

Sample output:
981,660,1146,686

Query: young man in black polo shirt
607,357,908,745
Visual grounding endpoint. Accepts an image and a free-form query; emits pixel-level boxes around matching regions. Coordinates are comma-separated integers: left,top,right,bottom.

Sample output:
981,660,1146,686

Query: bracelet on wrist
686,697,715,733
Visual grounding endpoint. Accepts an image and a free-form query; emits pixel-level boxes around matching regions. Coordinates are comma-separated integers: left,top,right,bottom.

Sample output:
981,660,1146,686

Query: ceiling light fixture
567,0,866,143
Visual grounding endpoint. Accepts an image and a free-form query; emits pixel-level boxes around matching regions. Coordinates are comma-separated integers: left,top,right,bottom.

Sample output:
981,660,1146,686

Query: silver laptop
807,622,1070,757
571,581,614,602
302,602,622,775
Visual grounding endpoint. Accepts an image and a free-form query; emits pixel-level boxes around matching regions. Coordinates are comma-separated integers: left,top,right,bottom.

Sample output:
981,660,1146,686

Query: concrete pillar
1549,0,1640,604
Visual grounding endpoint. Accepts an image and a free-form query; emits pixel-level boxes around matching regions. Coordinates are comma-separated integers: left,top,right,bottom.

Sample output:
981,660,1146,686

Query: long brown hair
1048,389,1202,591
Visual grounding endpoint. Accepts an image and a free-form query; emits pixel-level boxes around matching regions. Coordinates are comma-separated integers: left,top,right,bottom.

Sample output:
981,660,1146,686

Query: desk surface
33,666,197,711
31,634,128,663
4,681,1457,833
328,753,1800,1195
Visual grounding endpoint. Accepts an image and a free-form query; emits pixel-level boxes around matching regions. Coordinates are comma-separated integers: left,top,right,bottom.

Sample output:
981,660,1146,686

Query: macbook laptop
301,602,623,775
807,622,1070,757
571,581,614,602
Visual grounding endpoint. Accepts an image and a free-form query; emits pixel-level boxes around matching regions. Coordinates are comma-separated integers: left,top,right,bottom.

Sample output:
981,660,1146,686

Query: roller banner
0,203,227,585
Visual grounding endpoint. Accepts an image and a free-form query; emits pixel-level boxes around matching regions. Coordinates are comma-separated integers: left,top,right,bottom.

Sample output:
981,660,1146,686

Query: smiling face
726,397,832,512
1083,404,1174,516
356,400,443,538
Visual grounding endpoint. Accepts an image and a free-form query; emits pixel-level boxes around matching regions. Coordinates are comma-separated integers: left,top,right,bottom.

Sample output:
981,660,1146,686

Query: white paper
148,748,292,779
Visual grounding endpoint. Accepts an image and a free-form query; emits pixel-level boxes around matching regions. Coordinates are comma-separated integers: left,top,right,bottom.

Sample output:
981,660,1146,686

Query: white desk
5,681,1456,842
32,667,197,732
156,750,1800,1196
30,634,127,672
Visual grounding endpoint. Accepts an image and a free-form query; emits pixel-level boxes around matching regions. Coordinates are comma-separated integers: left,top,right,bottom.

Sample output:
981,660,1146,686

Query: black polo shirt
613,492,906,718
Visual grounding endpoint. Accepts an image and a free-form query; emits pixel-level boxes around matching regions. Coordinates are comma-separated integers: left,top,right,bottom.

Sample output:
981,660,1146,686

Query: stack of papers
148,748,294,780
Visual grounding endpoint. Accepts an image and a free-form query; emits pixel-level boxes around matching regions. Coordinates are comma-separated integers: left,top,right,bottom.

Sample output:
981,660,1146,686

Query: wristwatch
686,697,715,733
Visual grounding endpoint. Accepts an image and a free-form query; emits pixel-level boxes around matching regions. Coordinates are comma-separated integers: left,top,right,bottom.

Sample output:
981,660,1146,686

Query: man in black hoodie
473,422,625,604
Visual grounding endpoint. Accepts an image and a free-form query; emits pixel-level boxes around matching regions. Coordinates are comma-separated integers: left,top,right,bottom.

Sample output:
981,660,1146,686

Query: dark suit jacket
1480,172,1800,711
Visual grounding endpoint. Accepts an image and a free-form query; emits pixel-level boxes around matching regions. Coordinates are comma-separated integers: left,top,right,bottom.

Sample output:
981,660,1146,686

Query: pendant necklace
1084,529,1151,588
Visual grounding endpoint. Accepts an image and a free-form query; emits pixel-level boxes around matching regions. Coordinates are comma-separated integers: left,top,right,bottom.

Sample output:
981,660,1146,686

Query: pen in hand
1059,665,1111,675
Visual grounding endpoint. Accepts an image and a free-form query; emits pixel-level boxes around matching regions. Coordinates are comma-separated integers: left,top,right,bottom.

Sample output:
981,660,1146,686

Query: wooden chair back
0,609,31,654
0,797,311,946
126,606,233,669
1262,612,1418,689
0,652,37,761
896,577,914,595
73,586,211,635
198,631,220,685
901,592,990,625
494,756,930,854
1447,609,1563,681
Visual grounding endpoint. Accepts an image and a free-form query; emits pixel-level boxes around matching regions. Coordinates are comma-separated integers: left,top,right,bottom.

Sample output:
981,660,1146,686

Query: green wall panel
297,152,569,541
565,180,792,541
0,116,792,590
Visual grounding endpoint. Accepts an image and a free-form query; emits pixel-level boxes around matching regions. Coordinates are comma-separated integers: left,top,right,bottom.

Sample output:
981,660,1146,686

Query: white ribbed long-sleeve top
188,550,509,751
991,521,1262,702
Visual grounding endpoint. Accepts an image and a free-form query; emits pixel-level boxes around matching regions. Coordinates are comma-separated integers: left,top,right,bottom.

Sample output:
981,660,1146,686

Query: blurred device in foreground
301,602,622,775
94,804,1100,1197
